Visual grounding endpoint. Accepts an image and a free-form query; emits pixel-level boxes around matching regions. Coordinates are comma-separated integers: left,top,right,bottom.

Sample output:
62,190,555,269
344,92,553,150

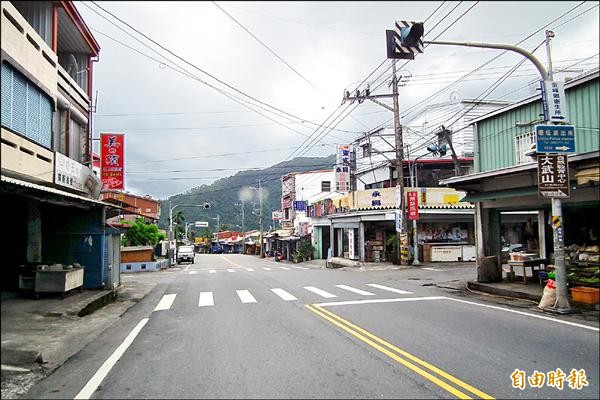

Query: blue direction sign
535,125,576,153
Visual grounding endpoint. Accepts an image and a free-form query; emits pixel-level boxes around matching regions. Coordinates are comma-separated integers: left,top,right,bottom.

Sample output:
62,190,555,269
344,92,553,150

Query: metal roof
1,175,113,207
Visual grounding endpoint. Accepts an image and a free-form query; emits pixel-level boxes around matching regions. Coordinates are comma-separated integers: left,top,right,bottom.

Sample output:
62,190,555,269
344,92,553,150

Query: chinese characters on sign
535,125,576,154
293,201,307,212
541,80,569,123
54,152,83,191
371,190,382,207
272,210,283,220
335,144,351,192
511,368,588,390
101,133,125,190
537,154,570,198
407,191,419,220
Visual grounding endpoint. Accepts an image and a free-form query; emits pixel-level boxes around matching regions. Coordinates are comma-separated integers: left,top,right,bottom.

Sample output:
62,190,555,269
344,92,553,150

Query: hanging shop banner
272,210,284,220
407,191,419,220
335,144,351,192
101,133,125,190
348,229,355,259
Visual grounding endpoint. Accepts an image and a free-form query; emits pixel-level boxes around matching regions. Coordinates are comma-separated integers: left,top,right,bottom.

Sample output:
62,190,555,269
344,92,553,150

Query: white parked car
177,245,195,264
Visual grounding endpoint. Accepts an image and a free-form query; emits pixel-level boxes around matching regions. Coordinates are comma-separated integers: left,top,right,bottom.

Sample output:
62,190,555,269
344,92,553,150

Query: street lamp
168,202,210,266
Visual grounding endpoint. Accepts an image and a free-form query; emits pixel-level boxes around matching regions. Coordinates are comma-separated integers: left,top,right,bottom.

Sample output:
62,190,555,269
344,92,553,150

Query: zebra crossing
188,265,311,274
153,283,415,311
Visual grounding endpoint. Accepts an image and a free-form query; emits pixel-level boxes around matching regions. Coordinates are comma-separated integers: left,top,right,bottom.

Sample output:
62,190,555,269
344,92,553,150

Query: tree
122,218,166,247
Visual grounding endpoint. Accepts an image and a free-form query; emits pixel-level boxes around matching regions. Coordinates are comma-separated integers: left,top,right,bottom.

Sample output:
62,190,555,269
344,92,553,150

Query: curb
467,281,542,302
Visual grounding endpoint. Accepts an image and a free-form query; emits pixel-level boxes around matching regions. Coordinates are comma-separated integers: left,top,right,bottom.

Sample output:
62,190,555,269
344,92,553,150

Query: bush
122,218,166,247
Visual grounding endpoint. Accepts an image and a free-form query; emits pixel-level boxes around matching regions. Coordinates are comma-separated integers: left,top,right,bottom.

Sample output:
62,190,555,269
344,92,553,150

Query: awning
576,164,599,185
1,175,113,208
460,187,538,203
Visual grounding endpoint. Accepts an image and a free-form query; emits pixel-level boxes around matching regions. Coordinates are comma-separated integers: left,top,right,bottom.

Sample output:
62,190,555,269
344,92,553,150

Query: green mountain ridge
158,155,336,234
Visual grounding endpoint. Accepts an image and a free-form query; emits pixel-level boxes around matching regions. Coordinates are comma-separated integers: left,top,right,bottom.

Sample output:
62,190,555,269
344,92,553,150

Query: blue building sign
535,125,576,154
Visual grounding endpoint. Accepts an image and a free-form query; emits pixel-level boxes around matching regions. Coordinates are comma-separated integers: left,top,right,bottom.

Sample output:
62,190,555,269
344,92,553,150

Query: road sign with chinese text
540,80,569,123
537,154,570,198
535,125,576,154
101,133,125,190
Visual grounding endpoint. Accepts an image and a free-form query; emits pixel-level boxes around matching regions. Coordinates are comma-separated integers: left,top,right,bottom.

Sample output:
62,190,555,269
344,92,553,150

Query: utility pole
342,62,409,265
424,34,571,312
240,200,246,254
259,179,264,258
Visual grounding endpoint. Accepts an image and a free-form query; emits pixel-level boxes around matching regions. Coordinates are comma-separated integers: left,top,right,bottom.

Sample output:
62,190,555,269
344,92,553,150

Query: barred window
514,131,536,165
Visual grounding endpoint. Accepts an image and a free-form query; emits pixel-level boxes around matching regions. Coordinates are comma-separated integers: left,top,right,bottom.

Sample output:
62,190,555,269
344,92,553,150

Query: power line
86,2,347,137
212,1,322,95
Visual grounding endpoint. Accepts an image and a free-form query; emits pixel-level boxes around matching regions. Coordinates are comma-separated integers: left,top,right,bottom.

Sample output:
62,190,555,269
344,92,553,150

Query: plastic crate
570,286,600,304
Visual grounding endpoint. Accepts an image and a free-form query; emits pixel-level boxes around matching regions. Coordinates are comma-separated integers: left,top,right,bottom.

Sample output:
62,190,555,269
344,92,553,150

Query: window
1,62,52,148
515,131,536,165
13,2,53,46
362,143,371,157
321,181,331,192
126,265,132,270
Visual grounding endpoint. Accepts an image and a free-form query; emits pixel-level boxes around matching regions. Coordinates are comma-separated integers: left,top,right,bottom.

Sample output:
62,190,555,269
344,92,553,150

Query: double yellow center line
306,304,494,399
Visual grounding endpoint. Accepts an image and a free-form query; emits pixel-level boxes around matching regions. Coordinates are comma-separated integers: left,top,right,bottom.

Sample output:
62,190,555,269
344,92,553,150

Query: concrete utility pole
342,62,409,265
425,35,571,312
240,200,246,254
259,180,264,258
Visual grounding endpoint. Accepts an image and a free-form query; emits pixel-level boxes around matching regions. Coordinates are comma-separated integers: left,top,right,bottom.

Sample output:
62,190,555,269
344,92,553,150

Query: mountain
158,155,336,233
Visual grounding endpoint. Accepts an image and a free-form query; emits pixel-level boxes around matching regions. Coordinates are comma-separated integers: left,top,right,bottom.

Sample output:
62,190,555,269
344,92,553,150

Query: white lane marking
304,286,337,298
188,271,198,275
237,290,257,304
366,283,413,294
335,285,375,296
271,288,297,301
227,269,236,273
445,297,600,332
209,270,216,274
295,266,309,270
315,296,445,307
246,268,255,272
1,365,30,372
184,265,190,271
74,318,149,399
198,292,214,307
280,267,291,270
263,267,272,271
422,267,443,271
153,294,177,311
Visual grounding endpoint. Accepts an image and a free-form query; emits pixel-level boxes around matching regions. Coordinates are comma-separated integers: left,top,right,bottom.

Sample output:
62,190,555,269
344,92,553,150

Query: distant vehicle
211,246,223,254
177,245,195,264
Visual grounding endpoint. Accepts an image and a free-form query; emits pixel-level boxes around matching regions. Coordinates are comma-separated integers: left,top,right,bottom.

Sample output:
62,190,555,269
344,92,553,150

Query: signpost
537,154,570,198
407,191,419,220
540,80,569,123
535,125,576,153
195,221,209,228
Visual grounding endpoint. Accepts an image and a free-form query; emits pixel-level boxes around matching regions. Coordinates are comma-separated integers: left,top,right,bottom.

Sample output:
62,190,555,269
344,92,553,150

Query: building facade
1,1,120,291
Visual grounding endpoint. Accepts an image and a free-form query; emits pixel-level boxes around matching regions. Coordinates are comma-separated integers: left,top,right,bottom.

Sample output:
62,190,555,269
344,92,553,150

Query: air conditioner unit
83,170,102,199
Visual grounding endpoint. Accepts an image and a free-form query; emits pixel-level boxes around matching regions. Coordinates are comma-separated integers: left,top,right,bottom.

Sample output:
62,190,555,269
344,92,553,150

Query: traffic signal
398,22,424,48
426,144,449,157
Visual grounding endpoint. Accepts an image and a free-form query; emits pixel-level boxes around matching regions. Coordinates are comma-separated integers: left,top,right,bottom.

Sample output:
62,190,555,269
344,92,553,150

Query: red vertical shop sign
407,191,419,220
101,133,125,190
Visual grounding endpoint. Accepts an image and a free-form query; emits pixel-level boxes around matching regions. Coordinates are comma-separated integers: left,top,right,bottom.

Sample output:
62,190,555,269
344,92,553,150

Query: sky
77,1,600,200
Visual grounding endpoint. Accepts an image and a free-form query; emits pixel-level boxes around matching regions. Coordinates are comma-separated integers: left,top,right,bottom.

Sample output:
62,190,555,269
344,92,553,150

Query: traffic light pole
424,36,570,312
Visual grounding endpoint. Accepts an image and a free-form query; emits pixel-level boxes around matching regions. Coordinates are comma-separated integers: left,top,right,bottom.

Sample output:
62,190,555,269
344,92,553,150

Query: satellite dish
450,91,461,103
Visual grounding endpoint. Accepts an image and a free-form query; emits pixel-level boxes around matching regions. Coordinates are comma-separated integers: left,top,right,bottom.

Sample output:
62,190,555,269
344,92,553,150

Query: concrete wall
121,260,167,273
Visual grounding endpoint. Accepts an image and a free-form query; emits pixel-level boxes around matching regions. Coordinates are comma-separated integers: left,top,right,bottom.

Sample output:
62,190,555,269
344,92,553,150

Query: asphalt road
25,254,599,399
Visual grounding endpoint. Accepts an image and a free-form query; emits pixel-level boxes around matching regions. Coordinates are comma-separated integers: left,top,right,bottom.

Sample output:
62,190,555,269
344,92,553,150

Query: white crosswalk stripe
263,267,272,271
271,288,297,301
236,290,257,304
335,285,375,296
227,269,236,272
366,283,413,294
209,270,216,274
246,268,254,272
294,266,309,270
198,292,214,307
154,294,177,311
303,286,337,298
189,271,197,275
279,267,291,270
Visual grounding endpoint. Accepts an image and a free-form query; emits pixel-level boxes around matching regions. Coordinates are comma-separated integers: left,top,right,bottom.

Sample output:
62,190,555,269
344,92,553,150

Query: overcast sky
78,1,600,200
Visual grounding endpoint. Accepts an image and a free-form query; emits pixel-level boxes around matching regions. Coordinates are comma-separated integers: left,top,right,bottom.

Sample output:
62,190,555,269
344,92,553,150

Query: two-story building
441,69,599,282
100,190,161,228
1,1,120,292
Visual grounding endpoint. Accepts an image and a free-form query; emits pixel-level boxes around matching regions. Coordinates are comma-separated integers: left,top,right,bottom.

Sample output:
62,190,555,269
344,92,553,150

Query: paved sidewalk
1,270,171,399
